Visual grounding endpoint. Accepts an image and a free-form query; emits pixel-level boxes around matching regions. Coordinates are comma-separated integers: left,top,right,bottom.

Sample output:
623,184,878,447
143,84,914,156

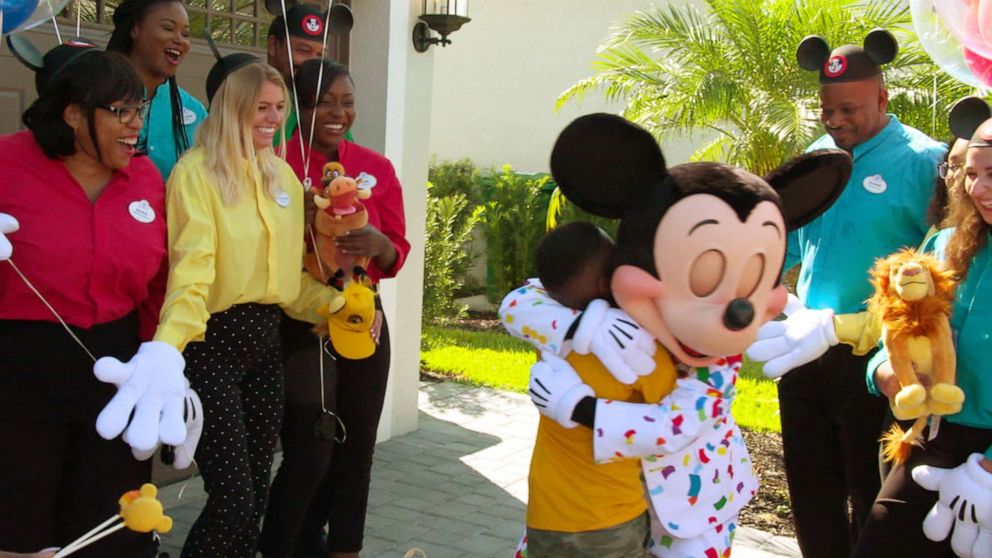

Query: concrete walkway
159,381,800,557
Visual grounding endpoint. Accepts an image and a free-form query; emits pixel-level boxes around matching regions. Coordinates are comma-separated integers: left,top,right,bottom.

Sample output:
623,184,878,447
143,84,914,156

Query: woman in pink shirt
0,49,167,557
260,59,410,558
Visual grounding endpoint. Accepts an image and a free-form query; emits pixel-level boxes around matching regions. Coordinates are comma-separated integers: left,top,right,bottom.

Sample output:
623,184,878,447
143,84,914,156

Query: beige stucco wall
429,0,705,174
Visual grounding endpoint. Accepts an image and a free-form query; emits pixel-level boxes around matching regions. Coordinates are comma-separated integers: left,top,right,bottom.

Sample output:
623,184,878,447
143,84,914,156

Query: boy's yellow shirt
527,346,678,532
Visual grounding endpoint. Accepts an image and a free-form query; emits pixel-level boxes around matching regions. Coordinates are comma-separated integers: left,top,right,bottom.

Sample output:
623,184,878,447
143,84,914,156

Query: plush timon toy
867,249,962,464
305,162,375,282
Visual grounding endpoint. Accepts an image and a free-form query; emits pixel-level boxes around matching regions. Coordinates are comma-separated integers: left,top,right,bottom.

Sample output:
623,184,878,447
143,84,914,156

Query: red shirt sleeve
365,157,410,282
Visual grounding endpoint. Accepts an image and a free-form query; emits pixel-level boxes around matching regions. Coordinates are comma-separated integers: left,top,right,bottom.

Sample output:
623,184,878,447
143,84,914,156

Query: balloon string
302,2,335,183
76,0,80,37
5,259,97,362
278,0,305,191
47,0,62,43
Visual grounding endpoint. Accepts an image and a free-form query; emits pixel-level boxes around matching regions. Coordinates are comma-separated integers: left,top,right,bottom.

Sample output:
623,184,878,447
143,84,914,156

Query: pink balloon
965,47,992,88
936,0,992,60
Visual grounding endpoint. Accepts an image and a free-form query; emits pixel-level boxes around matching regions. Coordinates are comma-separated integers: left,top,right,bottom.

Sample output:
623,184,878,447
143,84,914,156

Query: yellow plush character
317,275,377,360
867,249,963,464
118,483,173,534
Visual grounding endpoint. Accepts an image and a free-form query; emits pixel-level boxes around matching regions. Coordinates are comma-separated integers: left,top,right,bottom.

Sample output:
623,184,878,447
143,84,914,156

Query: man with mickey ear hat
266,1,352,144
745,29,946,558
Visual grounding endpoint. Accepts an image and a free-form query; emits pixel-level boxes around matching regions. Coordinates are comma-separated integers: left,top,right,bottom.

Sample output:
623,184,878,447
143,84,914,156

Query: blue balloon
1,0,39,34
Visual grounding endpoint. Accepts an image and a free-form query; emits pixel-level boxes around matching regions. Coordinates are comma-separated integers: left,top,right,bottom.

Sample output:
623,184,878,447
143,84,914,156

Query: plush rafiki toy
305,162,376,282
51,484,172,557
868,249,962,463
315,270,377,360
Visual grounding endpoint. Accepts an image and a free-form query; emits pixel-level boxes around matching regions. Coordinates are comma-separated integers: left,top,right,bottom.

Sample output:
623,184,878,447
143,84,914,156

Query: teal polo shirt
786,115,946,314
866,229,992,459
141,82,208,180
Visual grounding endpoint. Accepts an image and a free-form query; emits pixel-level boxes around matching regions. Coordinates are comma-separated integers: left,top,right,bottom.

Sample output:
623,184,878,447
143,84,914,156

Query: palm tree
555,0,974,176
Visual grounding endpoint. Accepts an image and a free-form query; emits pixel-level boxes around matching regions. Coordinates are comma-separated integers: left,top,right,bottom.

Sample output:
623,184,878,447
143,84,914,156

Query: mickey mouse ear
265,0,298,17
5,35,44,72
765,149,852,230
328,2,353,36
949,96,992,140
550,113,667,219
863,28,897,65
796,35,830,71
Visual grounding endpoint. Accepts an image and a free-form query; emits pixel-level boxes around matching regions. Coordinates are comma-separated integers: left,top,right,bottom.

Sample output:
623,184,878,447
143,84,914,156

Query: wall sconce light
412,0,470,52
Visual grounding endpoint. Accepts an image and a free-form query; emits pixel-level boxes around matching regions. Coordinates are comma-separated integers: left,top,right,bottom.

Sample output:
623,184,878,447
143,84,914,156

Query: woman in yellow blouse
156,62,333,557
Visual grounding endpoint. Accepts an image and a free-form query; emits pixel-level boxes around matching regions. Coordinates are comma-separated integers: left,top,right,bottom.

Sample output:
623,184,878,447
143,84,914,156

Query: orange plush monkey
305,162,374,282
867,249,962,463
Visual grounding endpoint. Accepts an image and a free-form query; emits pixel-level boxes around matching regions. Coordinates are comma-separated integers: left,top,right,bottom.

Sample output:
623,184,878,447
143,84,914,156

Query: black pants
263,313,391,554
777,344,888,558
180,304,284,558
852,421,992,557
0,315,151,557
258,316,339,557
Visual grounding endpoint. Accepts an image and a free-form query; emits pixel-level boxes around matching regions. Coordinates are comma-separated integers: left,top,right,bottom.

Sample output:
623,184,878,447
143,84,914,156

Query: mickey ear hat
947,96,992,148
265,1,353,40
204,32,261,104
6,35,99,97
797,28,897,83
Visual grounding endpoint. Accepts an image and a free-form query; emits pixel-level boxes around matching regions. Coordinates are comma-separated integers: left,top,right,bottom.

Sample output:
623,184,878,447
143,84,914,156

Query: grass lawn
421,325,782,433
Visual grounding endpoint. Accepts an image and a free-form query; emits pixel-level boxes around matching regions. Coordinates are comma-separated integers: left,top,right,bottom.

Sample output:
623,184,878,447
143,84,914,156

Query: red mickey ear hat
797,29,897,83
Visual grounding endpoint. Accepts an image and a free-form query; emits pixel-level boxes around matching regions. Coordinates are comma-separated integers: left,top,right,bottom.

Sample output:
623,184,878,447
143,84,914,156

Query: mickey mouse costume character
508,113,851,556
743,29,946,557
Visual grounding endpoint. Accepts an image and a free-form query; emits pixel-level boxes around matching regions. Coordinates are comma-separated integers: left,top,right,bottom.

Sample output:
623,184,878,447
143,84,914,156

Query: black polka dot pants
180,304,284,558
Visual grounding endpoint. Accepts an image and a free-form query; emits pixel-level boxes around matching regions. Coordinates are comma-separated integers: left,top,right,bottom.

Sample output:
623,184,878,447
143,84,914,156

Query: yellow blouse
154,147,333,351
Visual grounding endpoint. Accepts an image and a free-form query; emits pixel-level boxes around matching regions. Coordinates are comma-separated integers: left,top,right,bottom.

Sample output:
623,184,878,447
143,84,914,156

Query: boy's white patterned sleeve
498,279,580,356
591,378,728,463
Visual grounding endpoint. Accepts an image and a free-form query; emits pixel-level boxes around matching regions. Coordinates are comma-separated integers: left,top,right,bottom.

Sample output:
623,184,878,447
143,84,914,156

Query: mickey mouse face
612,193,788,366
550,113,852,366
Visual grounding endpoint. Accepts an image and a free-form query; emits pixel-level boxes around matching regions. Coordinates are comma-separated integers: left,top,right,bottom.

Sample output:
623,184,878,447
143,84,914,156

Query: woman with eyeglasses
0,47,167,557
108,0,206,180
921,137,971,248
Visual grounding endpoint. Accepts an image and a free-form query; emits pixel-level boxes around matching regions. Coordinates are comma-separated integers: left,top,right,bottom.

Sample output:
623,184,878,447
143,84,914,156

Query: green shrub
428,157,484,208
422,181,482,325
480,165,553,301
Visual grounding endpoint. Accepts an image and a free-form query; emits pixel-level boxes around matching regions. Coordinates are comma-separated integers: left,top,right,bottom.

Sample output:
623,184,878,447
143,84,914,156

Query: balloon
965,48,992,89
911,0,986,89
8,0,69,34
0,0,39,34
935,0,992,61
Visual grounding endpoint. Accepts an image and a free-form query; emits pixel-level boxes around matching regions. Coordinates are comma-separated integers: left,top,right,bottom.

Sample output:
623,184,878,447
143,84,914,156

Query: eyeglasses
96,101,151,125
938,162,963,179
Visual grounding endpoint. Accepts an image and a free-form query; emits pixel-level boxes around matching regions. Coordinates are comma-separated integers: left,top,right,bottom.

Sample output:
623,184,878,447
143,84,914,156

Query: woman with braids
852,98,992,558
108,0,206,180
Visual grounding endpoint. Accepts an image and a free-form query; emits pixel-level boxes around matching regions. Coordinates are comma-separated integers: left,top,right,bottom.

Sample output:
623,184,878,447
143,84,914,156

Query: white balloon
911,0,985,89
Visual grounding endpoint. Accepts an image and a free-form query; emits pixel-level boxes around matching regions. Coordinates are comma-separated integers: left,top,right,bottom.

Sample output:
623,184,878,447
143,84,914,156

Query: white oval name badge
182,107,197,126
275,190,291,208
862,174,887,194
129,200,156,223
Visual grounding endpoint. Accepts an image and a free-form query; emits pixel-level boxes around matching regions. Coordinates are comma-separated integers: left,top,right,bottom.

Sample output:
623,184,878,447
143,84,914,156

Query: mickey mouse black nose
723,298,754,331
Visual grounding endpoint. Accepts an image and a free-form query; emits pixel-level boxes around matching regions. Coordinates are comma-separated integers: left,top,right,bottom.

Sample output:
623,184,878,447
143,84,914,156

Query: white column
350,0,434,441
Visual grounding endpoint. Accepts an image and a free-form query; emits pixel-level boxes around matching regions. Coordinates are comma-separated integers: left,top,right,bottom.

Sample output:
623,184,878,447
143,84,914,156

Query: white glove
528,351,594,429
94,341,187,452
913,454,992,558
746,294,837,379
0,213,19,261
572,299,656,384
125,382,203,470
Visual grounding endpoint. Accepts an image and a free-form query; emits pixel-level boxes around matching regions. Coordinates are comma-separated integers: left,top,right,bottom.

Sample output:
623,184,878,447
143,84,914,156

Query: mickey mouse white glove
528,352,594,429
746,294,837,379
0,213,19,261
913,454,992,558
126,381,203,470
94,341,187,452
572,299,656,385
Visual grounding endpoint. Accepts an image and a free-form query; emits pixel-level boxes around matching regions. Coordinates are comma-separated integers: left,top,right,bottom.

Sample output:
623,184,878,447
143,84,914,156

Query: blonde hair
196,63,288,205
